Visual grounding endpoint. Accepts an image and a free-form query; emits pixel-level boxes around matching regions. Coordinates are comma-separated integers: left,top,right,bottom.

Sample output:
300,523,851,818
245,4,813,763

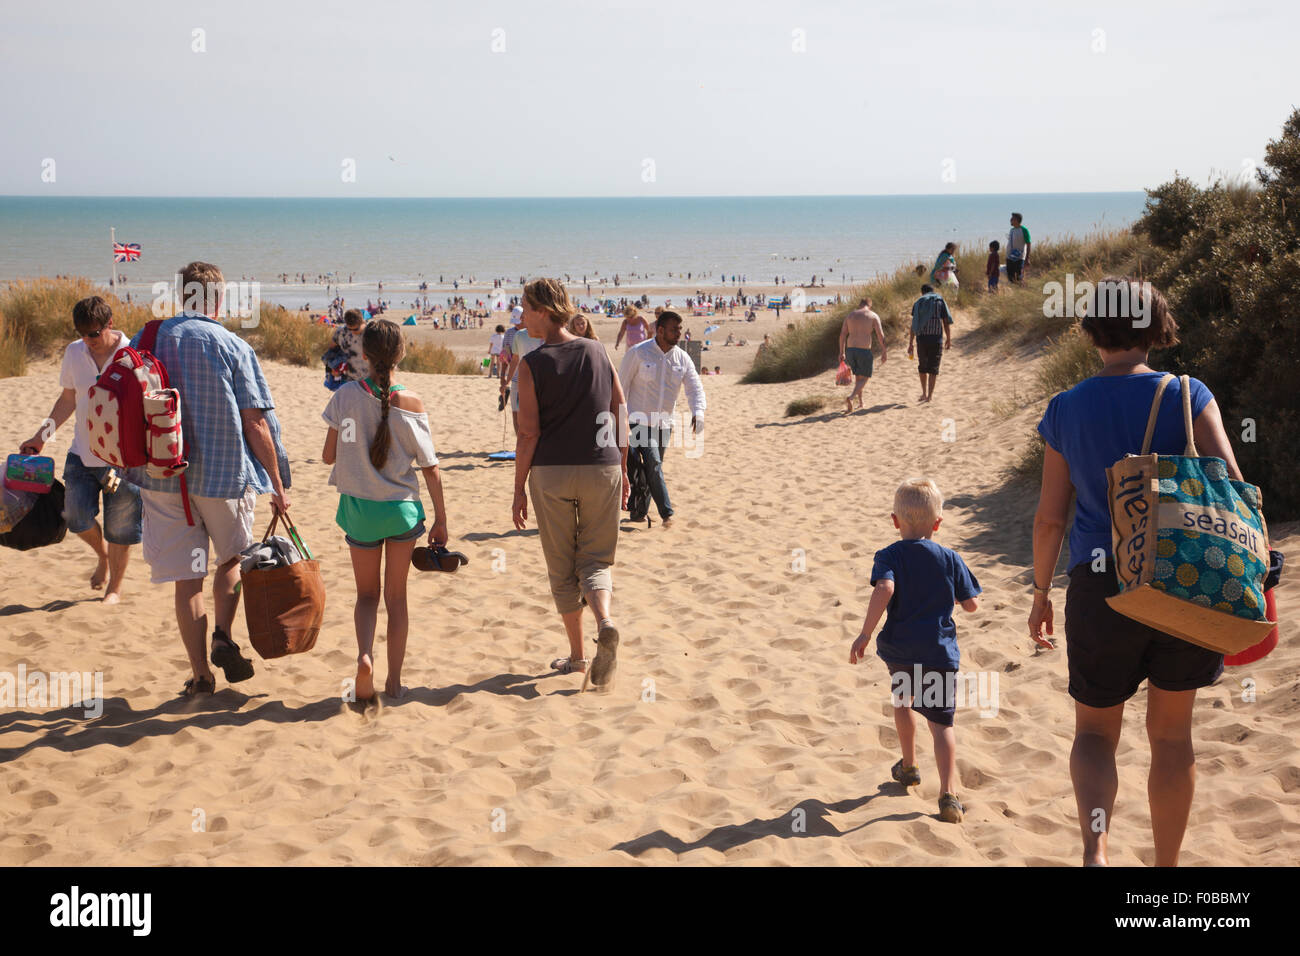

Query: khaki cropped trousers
528,463,621,614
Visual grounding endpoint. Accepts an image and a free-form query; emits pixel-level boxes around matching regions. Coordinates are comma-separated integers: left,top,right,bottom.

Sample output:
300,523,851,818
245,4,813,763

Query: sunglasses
78,327,106,338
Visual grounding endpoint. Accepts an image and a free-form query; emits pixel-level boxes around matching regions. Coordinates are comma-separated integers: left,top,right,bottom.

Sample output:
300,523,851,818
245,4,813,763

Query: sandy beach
1,316,1296,867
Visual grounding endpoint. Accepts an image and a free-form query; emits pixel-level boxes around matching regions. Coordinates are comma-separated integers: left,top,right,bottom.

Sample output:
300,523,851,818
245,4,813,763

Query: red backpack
85,320,193,523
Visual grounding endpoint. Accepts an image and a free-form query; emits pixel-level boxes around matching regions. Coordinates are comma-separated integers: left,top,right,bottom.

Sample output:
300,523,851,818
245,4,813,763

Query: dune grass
0,278,155,377
784,395,831,417
402,338,482,375
229,304,334,367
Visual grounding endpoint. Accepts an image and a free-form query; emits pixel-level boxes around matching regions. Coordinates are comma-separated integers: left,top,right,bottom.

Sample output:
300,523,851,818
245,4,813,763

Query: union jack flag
113,242,141,262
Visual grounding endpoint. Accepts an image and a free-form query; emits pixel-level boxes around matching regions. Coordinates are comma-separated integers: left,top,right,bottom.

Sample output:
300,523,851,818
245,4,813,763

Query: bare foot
917,392,927,403
355,653,375,701
90,557,108,590
383,678,407,698
662,517,674,529
102,591,121,606
844,398,853,414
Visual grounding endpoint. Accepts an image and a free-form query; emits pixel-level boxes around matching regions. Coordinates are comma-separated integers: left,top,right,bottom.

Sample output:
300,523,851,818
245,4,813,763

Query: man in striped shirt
907,285,953,403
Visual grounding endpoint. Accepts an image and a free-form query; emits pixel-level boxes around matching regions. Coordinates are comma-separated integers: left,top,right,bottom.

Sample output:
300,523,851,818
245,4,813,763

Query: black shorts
882,658,958,727
1064,565,1223,708
916,337,943,375
1006,258,1024,282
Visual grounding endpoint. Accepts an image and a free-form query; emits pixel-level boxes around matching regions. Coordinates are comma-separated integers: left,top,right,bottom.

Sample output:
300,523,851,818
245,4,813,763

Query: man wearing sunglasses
20,296,142,604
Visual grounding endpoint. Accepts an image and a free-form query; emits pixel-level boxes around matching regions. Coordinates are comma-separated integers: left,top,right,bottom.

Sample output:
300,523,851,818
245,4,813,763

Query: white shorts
140,488,257,584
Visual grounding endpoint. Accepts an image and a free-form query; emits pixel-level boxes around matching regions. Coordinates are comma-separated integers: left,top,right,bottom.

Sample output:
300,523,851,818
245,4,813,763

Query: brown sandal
180,675,216,697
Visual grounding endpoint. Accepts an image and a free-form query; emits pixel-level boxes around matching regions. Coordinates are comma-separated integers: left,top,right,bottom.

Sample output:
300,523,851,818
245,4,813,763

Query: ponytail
361,319,404,470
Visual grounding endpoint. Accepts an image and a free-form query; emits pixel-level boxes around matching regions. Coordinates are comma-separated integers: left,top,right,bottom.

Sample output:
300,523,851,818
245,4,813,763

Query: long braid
364,320,402,470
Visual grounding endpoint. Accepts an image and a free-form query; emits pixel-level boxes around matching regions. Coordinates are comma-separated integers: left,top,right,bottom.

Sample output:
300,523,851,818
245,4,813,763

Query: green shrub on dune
0,278,153,377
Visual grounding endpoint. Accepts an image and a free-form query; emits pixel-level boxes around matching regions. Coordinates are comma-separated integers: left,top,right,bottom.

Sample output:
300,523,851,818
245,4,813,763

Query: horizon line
0,190,1147,201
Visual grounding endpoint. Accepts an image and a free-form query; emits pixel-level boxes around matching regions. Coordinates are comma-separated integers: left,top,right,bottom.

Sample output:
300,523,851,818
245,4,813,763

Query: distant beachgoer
907,284,953,403
615,306,651,350
849,478,981,825
986,241,1001,292
713,366,720,375
333,309,371,381
512,278,627,691
129,261,291,697
838,295,888,413
931,242,959,290
568,313,598,340
322,319,448,702
19,296,142,604
503,306,543,434
619,310,706,528
488,324,506,376
1030,278,1245,867
1006,213,1031,283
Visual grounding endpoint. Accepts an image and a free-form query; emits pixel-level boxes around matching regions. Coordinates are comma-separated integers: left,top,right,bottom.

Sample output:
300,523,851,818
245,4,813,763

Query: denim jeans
630,422,673,520
63,452,142,545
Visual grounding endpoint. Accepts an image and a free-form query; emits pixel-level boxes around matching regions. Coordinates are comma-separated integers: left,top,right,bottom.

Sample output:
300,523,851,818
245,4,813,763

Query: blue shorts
345,522,425,550
882,658,958,727
987,274,999,290
63,452,142,545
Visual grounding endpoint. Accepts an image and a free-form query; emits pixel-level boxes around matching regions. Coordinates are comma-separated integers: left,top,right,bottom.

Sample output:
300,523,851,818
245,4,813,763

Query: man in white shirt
19,296,142,604
618,310,706,528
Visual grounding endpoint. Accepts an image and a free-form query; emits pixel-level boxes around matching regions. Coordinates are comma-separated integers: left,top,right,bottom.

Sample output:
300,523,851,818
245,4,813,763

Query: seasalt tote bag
1105,374,1275,655
240,512,325,660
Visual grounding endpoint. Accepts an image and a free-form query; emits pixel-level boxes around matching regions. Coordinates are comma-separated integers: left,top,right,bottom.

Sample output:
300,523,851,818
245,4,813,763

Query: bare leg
893,701,918,767
926,373,938,400
103,542,131,605
559,608,585,670
78,523,109,590
917,371,928,403
1147,686,1197,867
212,555,241,635
1071,700,1125,866
349,545,383,700
930,721,957,796
174,578,213,683
382,537,416,697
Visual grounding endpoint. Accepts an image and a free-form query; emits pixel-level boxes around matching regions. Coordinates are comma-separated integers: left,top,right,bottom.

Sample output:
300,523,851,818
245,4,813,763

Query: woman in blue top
930,242,958,288
1029,278,1243,867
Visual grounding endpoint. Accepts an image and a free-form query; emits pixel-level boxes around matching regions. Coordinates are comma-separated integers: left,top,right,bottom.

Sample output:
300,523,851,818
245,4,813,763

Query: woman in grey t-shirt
512,278,629,692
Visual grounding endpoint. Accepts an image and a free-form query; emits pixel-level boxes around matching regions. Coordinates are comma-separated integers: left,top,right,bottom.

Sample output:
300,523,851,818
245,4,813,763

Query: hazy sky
2,0,1294,197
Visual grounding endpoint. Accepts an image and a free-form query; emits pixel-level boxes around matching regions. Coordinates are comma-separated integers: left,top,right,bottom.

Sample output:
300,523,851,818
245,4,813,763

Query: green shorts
845,347,874,377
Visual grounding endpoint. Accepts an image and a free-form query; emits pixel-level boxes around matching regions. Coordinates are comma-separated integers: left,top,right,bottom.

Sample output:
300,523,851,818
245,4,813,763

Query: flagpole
110,226,118,293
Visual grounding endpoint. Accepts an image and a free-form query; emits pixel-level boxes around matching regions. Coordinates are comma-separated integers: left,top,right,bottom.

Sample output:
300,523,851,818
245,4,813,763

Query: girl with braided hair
322,319,449,702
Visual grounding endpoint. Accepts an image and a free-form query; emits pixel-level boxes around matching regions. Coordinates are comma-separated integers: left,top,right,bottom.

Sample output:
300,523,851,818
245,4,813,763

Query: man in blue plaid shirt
130,261,292,697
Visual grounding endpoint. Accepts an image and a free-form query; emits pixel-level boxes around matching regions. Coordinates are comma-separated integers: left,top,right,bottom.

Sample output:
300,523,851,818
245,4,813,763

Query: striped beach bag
1105,373,1275,655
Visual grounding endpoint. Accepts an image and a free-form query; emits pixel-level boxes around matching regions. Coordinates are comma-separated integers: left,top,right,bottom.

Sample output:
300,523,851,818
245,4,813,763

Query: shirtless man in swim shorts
838,296,888,413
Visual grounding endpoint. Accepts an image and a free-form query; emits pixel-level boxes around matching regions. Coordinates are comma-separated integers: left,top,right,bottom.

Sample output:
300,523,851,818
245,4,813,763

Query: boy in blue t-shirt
849,478,981,824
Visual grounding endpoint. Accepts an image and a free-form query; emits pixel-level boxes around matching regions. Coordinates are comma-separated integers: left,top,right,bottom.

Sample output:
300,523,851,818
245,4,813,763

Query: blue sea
0,194,1145,309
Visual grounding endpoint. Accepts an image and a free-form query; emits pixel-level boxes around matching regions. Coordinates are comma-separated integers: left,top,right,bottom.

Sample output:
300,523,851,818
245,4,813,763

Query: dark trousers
630,422,673,520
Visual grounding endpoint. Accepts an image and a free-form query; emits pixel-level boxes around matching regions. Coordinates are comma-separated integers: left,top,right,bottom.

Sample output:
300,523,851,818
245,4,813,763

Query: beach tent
403,315,417,326
767,296,784,308
690,304,713,316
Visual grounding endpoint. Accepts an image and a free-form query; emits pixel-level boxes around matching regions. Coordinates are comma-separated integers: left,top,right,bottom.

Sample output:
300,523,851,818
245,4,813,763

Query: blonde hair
568,313,598,340
180,261,224,316
522,278,575,326
894,478,943,531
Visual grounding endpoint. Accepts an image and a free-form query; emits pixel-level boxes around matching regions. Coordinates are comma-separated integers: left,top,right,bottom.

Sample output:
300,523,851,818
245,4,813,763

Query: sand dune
1,324,1296,866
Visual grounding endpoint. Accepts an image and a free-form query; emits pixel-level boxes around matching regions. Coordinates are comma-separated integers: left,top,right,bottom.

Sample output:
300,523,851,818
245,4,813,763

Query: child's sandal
938,792,964,824
891,759,921,787
550,657,589,675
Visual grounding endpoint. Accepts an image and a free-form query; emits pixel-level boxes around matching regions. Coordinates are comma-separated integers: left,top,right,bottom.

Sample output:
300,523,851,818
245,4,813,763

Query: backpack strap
1180,374,1199,457
139,319,164,355
1140,373,1176,455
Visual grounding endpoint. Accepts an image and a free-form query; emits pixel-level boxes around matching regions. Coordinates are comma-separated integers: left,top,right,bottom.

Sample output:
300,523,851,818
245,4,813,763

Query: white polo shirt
58,331,127,468
618,338,706,428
